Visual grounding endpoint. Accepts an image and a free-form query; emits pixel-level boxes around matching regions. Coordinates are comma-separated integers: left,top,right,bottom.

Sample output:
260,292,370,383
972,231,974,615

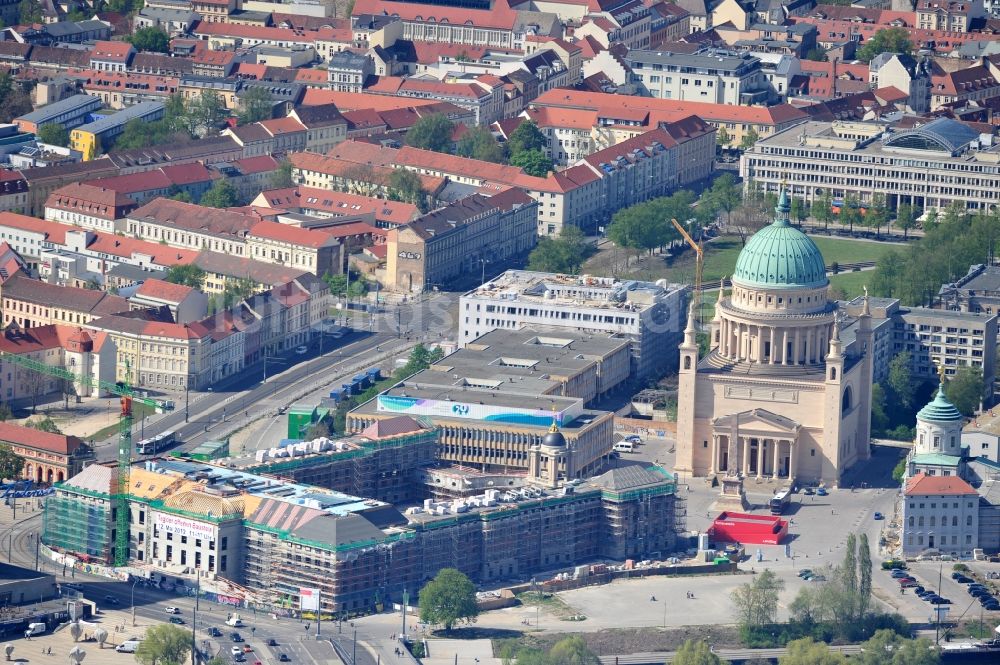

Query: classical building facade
675,191,874,486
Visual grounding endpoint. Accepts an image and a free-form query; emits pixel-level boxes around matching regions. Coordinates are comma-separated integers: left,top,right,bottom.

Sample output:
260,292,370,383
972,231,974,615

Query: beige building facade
675,191,874,486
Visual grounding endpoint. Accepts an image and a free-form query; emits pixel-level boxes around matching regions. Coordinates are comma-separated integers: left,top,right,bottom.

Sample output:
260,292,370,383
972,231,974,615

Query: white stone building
902,473,979,556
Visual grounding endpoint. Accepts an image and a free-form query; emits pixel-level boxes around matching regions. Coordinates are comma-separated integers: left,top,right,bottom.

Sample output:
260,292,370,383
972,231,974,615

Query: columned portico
709,408,801,480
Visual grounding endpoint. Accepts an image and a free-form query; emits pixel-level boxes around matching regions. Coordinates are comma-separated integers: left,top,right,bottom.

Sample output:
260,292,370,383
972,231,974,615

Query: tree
716,127,732,151
547,637,598,665
805,47,828,62
527,226,590,274
0,403,11,421
238,87,274,124
405,113,455,153
706,173,742,226
37,123,69,147
305,419,332,440
739,127,759,151
387,169,426,208
857,630,939,665
510,149,553,177
222,275,257,308
866,193,889,236
0,71,33,123
0,444,24,481
26,417,61,433
858,533,873,618
271,160,294,189
857,27,913,63
126,27,170,53
812,191,834,231
164,265,206,289
200,180,239,209
789,197,806,225
672,640,724,665
18,0,42,23
844,533,858,619
778,638,847,665
731,569,784,629
871,383,889,436
171,191,193,203
191,90,227,136
887,352,915,409
135,625,191,665
840,196,862,233
456,126,505,163
944,366,983,416
418,568,478,631
895,203,917,238
93,628,108,650
507,120,548,156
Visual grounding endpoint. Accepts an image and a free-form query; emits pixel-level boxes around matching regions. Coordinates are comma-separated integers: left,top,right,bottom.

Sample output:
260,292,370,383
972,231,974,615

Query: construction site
42,415,686,616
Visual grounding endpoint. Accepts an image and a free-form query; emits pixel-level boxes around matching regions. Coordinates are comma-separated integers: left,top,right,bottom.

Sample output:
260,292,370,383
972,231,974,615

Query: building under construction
44,417,685,615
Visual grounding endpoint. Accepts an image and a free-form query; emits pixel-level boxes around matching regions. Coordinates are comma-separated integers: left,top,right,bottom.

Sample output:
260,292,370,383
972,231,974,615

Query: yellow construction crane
671,218,705,325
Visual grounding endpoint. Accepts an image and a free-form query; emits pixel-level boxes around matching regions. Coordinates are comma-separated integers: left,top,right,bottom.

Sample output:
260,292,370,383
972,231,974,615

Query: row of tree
406,114,554,177
869,203,1000,306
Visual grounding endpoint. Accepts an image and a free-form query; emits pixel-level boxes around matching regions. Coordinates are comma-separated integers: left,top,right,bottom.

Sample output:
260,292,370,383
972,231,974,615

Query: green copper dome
917,385,963,423
732,189,828,289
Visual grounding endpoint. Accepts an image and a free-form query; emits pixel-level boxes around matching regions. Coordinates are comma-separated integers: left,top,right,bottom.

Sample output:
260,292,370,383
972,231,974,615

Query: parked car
809,575,828,583
798,569,813,578
900,580,919,588
913,586,925,595
803,487,815,495
279,655,290,662
623,434,642,444
897,577,917,585
295,345,308,355
169,617,185,625
891,569,909,578
873,512,884,520
816,487,828,496
930,597,951,604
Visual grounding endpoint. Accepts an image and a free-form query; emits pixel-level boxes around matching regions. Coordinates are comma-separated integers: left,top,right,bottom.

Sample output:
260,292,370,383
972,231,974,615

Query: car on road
267,640,278,647
243,646,253,653
231,648,243,657
279,655,290,662
231,633,243,643
873,512,884,520
169,617,185,625
104,595,119,605
295,345,308,355
165,607,180,614
803,487,815,495
208,628,222,637
816,487,828,496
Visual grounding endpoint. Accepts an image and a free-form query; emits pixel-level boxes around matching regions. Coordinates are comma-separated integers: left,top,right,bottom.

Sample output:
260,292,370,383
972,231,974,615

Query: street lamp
131,579,138,627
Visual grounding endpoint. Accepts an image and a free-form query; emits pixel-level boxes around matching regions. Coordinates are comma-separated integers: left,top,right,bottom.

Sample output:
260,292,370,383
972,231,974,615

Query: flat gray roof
16,94,101,125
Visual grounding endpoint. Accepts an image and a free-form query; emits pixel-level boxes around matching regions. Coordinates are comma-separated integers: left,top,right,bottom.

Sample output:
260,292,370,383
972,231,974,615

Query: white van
613,441,635,453
25,623,46,638
116,640,141,654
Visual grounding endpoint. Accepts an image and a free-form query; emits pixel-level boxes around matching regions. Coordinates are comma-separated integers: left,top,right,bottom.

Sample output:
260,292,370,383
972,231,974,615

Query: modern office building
741,117,1000,212
627,50,768,105
841,296,997,398
459,270,688,379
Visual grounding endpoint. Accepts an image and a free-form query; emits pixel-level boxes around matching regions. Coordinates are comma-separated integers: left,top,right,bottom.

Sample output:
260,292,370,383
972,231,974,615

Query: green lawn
592,234,894,286
828,270,874,300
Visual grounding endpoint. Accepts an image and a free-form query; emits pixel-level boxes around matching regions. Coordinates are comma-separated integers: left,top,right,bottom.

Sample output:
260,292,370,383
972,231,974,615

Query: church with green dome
675,189,875,487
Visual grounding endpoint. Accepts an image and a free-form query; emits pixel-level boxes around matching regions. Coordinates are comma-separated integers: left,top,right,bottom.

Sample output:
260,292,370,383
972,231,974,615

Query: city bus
137,430,178,455
769,488,792,515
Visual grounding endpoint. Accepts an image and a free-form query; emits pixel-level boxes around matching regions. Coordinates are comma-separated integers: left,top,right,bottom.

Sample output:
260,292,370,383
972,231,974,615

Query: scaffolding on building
43,492,112,562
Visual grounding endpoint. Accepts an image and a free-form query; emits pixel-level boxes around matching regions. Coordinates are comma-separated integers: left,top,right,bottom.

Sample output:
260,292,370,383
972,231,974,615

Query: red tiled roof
129,198,260,237
301,89,440,111
135,278,196,304
249,221,337,249
232,155,280,174
46,183,137,217
85,233,198,266
257,187,419,226
90,40,133,62
193,22,318,43
904,472,977,496
260,117,306,136
0,421,85,454
352,0,519,31
0,212,71,244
